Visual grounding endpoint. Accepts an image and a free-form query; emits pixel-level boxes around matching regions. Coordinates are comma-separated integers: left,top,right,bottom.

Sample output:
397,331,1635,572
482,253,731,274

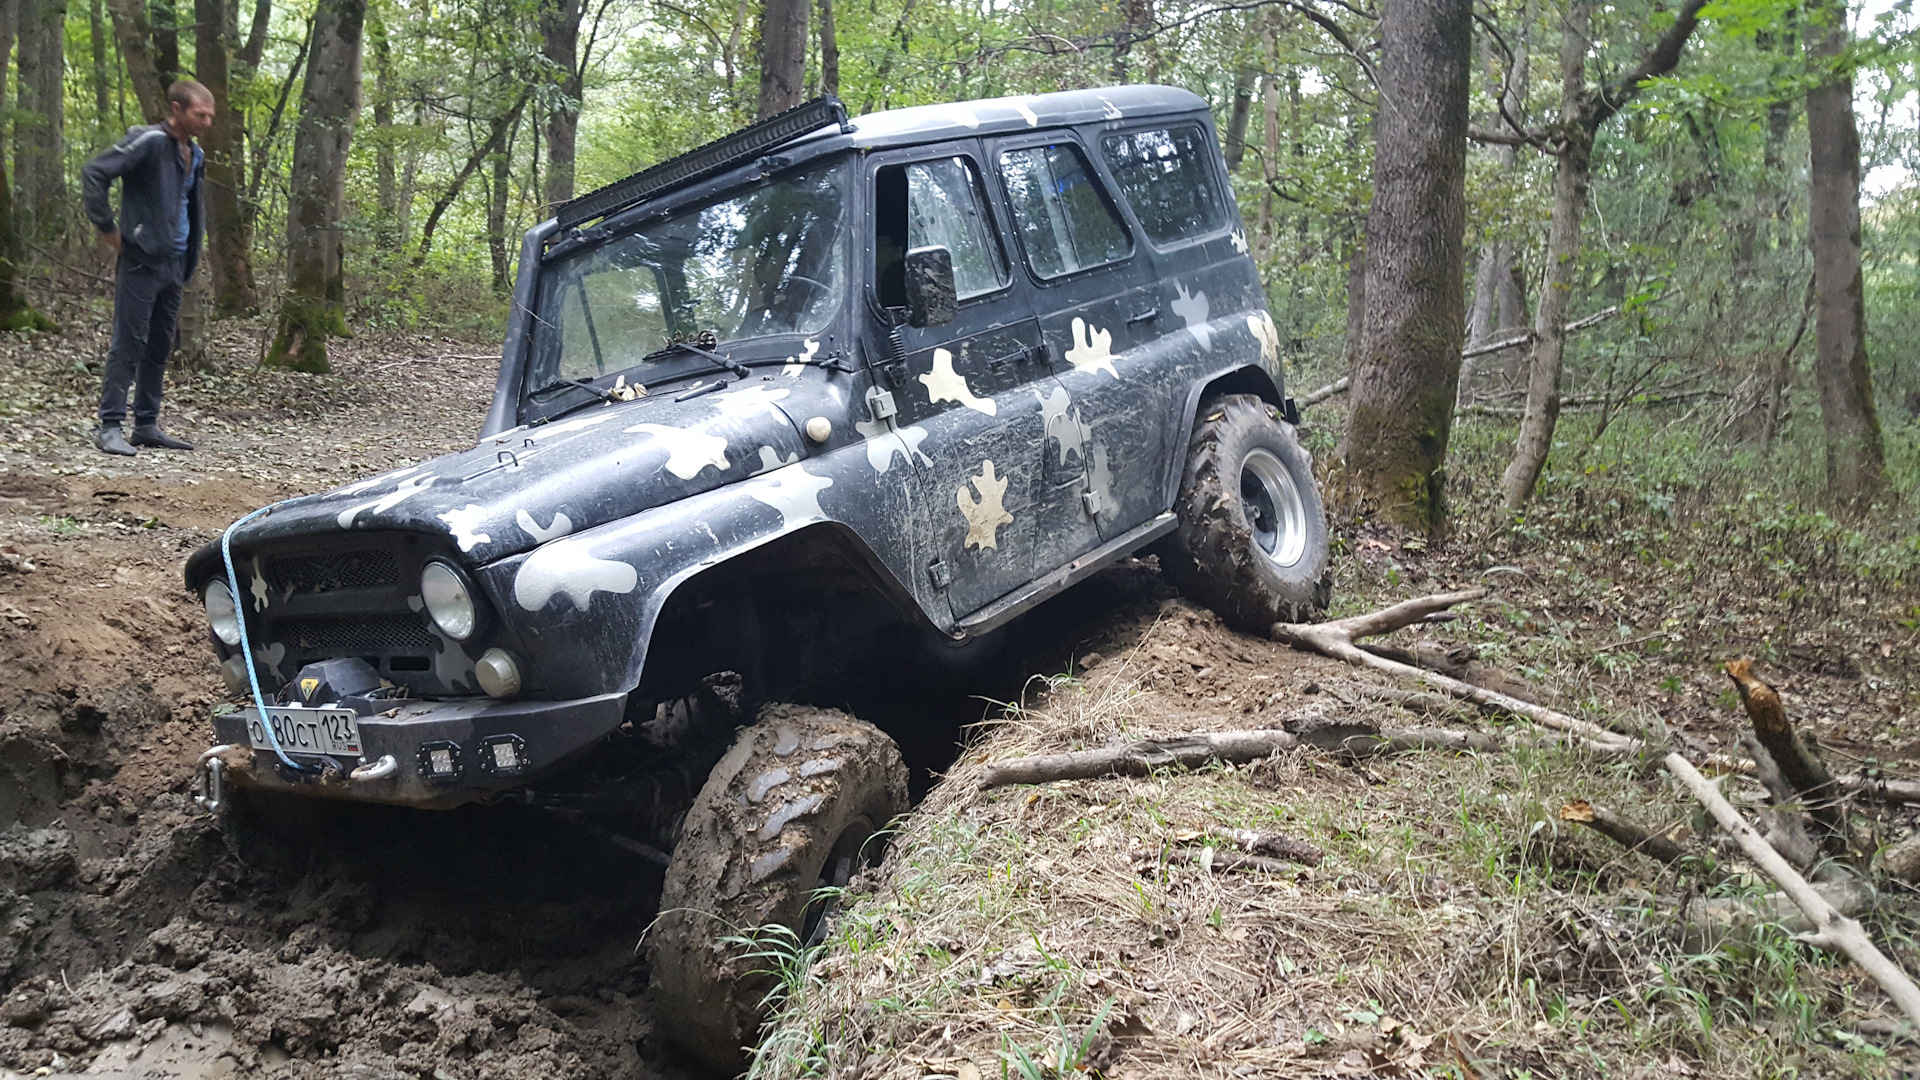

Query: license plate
245,707,363,758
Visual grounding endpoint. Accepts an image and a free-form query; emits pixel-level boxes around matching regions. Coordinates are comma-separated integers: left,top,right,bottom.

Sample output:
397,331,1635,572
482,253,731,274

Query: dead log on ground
1347,684,1480,723
1739,731,1823,873
1219,827,1324,866
1559,800,1695,867
1358,639,1476,678
1269,590,1639,754
1879,834,1920,884
1666,753,1920,1025
1684,878,1876,949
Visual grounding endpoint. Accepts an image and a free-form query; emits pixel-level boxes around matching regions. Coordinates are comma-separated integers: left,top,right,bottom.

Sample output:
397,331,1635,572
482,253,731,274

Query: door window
875,156,1008,305
1099,125,1229,246
998,143,1131,279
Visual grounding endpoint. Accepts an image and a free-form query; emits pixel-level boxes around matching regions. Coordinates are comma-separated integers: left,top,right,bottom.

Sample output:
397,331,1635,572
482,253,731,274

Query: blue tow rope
220,503,317,774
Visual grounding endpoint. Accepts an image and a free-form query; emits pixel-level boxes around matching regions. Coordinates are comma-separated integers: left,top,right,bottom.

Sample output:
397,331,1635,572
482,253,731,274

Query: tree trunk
196,0,255,315
1253,55,1279,257
486,114,516,294
1499,0,1706,507
1223,64,1255,171
817,0,837,97
15,0,71,244
151,0,177,84
89,0,112,135
0,0,53,331
538,0,581,210
757,0,808,120
1461,5,1529,406
104,0,167,121
1501,2,1592,509
1804,0,1886,502
1341,234,1365,369
237,0,267,69
1331,0,1471,534
370,10,397,247
265,0,364,374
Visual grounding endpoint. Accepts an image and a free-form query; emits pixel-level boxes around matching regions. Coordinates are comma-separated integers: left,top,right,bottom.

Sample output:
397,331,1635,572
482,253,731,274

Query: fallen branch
1183,847,1306,875
1559,800,1694,867
1666,753,1920,1026
1269,590,1640,754
1219,827,1324,866
1684,878,1875,948
977,730,1297,788
1297,376,1349,408
1346,684,1480,723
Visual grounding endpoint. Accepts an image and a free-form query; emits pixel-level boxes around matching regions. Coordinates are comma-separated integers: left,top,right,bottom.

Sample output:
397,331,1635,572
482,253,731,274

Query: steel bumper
198,692,629,809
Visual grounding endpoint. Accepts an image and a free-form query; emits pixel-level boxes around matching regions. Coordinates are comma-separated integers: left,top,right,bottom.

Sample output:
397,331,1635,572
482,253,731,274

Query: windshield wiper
645,339,750,379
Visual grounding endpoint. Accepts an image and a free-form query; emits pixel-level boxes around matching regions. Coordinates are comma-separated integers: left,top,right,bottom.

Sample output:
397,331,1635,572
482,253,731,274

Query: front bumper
200,692,628,808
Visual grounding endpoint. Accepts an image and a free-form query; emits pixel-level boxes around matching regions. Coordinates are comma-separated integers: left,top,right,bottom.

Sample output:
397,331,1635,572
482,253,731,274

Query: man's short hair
167,79,212,109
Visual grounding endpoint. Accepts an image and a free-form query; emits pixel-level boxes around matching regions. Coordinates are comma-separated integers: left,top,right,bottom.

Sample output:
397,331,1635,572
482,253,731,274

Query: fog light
477,733,528,776
417,740,463,782
219,656,250,696
476,649,521,699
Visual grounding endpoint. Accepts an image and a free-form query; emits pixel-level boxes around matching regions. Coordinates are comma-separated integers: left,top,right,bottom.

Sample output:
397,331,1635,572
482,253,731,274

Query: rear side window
998,143,1131,279
1100,125,1228,246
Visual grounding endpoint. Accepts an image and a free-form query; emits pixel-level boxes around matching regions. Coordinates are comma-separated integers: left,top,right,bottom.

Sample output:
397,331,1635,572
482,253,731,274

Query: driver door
865,144,1052,621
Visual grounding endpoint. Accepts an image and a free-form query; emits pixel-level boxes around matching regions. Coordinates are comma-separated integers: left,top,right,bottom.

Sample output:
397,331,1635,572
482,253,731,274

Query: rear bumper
204,692,628,808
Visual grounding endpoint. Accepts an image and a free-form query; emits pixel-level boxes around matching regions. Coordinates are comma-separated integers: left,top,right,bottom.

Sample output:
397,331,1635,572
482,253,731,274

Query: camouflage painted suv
185,86,1330,1069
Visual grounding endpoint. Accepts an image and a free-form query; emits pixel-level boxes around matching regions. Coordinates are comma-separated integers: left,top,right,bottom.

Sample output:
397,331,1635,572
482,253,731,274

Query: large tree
197,0,257,315
539,0,583,209
757,0,808,119
265,0,366,373
0,0,53,331
15,0,69,243
1803,0,1885,501
1499,0,1709,509
1331,0,1472,534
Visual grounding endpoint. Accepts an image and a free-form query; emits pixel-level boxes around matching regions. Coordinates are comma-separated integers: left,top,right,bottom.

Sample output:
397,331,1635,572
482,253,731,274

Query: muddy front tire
649,705,908,1072
1162,393,1330,631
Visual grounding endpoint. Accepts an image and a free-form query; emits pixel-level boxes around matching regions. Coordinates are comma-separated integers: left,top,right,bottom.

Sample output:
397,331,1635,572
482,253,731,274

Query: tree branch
1584,0,1710,131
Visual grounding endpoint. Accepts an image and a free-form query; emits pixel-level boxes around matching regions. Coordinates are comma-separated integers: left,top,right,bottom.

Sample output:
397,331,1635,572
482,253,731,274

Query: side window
998,143,1131,279
1099,125,1228,246
875,156,1008,306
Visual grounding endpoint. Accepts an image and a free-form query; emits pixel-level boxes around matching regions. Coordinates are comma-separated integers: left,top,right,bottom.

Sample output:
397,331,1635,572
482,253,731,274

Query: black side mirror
903,246,957,328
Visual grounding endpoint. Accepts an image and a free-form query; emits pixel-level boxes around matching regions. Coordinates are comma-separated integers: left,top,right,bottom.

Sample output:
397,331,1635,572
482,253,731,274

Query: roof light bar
553,95,852,234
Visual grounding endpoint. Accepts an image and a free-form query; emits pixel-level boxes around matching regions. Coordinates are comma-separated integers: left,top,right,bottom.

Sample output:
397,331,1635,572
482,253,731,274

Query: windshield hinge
866,387,897,424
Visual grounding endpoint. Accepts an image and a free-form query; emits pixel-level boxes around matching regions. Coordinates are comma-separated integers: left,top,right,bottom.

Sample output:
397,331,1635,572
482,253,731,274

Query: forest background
0,0,1913,531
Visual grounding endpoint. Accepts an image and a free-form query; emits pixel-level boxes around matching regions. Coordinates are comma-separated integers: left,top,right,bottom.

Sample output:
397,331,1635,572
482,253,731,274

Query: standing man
81,80,213,456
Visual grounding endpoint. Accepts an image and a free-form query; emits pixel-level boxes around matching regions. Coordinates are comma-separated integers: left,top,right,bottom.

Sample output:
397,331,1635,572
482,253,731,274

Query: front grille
278,613,437,653
273,550,402,594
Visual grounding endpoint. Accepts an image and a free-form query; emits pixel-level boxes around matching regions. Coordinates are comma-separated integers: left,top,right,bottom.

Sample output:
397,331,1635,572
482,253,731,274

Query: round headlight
204,579,241,646
421,561,478,641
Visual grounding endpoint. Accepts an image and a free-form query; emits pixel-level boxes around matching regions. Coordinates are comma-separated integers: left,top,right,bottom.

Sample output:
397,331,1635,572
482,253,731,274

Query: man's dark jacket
80,124,204,280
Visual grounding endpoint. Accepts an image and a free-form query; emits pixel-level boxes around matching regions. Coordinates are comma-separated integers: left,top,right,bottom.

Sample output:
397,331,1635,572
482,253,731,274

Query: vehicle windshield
528,159,848,393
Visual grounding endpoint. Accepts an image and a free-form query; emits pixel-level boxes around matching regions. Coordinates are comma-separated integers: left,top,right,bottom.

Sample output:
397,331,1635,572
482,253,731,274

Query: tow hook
193,744,235,813
351,754,399,782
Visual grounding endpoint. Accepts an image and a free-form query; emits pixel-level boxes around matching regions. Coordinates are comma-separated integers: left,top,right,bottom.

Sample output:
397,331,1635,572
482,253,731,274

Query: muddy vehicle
183,86,1329,1069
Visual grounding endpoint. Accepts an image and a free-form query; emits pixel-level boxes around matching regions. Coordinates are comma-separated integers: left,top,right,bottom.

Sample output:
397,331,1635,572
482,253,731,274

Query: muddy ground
1,303,1917,1079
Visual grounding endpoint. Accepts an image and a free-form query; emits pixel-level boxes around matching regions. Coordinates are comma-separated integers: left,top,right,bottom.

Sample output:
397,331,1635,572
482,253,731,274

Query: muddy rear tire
1161,393,1330,631
649,704,908,1072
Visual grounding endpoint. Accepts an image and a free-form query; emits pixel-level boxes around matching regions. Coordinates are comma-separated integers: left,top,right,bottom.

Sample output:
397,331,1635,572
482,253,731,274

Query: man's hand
97,230,121,254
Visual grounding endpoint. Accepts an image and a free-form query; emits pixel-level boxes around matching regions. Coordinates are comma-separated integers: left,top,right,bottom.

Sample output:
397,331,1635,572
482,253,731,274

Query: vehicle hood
195,384,811,576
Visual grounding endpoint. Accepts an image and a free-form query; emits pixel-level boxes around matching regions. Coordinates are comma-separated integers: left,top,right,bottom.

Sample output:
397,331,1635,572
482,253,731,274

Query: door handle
1127,307,1160,326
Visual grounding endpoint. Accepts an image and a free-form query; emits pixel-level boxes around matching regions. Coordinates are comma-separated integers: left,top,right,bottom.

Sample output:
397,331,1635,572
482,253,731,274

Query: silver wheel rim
1240,448,1308,569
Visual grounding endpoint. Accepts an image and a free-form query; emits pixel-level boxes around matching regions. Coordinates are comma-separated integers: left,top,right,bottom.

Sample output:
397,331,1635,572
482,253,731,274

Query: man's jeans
98,253,186,428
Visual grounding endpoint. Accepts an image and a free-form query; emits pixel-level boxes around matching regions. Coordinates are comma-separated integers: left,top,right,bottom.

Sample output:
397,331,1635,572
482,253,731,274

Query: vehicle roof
812,85,1212,153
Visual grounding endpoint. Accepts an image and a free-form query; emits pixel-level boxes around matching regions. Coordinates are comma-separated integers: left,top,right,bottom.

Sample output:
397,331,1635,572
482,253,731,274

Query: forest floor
0,293,1916,1079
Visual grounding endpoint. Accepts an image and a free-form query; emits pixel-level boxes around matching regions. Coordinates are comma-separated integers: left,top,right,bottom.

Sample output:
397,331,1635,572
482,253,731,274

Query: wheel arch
1161,363,1287,509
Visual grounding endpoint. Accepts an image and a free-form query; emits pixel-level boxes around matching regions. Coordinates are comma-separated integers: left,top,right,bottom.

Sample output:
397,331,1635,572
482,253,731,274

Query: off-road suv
184,86,1330,1070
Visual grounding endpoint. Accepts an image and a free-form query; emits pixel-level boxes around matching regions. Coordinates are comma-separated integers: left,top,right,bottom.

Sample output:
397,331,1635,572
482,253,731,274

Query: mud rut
0,327,1174,1080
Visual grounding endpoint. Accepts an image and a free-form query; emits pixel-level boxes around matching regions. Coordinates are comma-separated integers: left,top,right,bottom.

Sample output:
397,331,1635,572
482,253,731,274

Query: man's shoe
94,426,137,456
130,425,194,450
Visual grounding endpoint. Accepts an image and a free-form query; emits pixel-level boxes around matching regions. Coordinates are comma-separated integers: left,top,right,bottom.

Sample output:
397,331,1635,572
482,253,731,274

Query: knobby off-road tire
1162,393,1331,631
649,704,908,1072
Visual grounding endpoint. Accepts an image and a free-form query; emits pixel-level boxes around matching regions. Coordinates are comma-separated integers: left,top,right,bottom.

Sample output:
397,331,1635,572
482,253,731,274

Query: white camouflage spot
1013,98,1040,126
947,107,981,128
438,503,492,552
337,474,437,528
712,384,792,419
918,347,997,415
1099,97,1123,120
957,460,1015,551
748,464,834,524
854,418,934,474
531,411,619,439
247,557,269,610
753,445,801,475
1172,283,1211,350
625,423,731,479
1033,385,1091,466
1064,317,1119,379
782,338,821,378
513,535,639,612
516,508,573,542
1247,312,1281,365
1229,230,1250,254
